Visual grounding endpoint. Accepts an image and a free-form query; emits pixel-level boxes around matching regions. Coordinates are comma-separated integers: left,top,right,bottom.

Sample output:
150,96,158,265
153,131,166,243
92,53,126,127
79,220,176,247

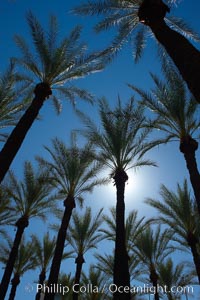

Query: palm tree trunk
0,216,28,300
138,0,200,102
35,269,46,300
73,253,85,300
187,232,200,283
150,268,159,300
8,274,20,300
44,196,75,300
113,169,130,300
179,136,200,216
0,82,52,184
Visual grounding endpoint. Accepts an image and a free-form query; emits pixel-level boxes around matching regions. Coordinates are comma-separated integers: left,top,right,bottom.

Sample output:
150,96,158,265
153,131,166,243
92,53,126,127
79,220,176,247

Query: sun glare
107,170,142,200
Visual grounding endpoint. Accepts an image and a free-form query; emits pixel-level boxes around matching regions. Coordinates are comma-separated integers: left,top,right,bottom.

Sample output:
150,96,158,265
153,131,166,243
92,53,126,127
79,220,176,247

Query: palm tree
129,59,200,216
32,232,73,300
157,258,196,300
0,12,105,184
101,207,147,253
0,60,29,143
0,236,38,300
77,97,156,300
37,136,106,300
55,273,74,300
81,265,110,300
0,187,15,237
145,180,200,283
0,161,56,300
66,207,104,300
132,225,174,300
94,252,114,284
73,0,200,101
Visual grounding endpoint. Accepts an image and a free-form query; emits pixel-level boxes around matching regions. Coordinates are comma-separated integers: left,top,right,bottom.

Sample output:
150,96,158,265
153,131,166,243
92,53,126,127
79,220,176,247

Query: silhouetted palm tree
73,0,200,101
0,161,56,300
101,207,147,253
77,97,155,299
132,225,174,300
0,236,38,300
157,258,196,300
146,180,200,283
81,265,109,300
37,136,106,300
32,232,73,300
0,12,105,183
0,187,15,237
0,60,29,143
129,59,200,216
55,273,74,300
66,207,104,300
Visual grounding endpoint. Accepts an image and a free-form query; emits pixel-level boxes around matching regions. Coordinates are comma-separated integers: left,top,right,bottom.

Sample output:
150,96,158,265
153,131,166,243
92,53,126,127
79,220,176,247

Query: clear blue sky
1,1,200,299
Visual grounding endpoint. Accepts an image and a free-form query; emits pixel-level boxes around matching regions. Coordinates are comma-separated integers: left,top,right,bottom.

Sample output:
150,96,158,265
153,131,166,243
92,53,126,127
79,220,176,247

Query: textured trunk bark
187,232,200,283
138,0,200,102
73,253,85,300
150,268,159,300
8,274,20,300
44,196,75,300
179,136,200,216
113,169,130,300
0,82,52,184
35,269,46,300
0,216,28,300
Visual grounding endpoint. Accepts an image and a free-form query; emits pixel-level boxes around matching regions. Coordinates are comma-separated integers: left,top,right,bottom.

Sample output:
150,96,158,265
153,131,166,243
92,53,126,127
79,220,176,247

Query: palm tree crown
73,0,199,62
0,11,105,184
37,136,106,203
78,97,156,176
145,180,200,283
14,12,104,107
129,59,200,144
66,207,104,257
0,161,56,300
4,161,56,221
0,61,29,143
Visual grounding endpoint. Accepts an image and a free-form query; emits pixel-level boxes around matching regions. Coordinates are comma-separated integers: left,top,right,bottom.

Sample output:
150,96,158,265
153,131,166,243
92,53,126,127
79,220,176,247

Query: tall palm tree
77,97,156,300
37,136,106,300
129,59,200,216
157,258,196,300
0,12,105,184
0,236,38,300
32,232,73,300
73,0,200,101
132,225,174,300
0,161,56,300
145,180,200,283
66,207,104,300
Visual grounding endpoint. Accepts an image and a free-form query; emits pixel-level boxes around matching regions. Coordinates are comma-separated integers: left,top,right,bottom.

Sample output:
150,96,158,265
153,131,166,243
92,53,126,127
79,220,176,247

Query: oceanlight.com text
37,283,194,296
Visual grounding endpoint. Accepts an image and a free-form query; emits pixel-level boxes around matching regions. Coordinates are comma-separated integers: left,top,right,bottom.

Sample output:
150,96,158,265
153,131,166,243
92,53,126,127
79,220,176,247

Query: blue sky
1,1,200,299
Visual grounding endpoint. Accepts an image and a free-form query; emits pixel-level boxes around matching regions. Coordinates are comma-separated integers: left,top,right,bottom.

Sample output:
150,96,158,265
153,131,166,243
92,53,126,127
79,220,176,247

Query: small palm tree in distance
0,161,57,300
66,207,104,300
